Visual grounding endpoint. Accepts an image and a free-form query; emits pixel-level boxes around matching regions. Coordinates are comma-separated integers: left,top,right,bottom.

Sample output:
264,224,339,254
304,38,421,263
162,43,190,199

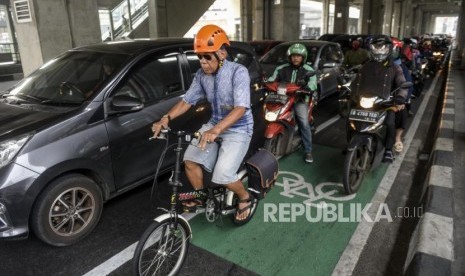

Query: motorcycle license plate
265,93,288,104
349,109,380,123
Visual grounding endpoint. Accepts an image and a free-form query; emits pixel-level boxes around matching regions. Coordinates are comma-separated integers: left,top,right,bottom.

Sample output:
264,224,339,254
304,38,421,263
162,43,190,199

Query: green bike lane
188,144,389,276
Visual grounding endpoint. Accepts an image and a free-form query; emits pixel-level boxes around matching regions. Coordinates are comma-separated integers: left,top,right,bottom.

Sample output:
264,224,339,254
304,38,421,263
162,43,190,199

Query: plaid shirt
183,59,253,136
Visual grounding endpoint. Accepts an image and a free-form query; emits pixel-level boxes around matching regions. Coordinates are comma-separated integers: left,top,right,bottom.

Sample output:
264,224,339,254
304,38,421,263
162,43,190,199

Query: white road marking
315,115,341,134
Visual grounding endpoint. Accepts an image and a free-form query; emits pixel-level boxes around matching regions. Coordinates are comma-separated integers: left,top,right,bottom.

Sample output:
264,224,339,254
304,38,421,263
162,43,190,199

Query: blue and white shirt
183,59,253,136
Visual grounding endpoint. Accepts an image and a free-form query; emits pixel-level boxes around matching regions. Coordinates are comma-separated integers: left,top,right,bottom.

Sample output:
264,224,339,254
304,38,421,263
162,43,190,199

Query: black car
0,38,265,246
248,40,285,58
259,40,344,100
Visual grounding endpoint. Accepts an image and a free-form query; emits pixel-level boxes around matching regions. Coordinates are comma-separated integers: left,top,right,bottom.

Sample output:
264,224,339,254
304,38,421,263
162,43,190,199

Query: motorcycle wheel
264,133,286,157
338,99,350,118
343,143,371,194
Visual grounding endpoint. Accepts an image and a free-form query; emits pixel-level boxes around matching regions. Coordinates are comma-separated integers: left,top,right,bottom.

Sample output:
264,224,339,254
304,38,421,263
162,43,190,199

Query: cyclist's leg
183,123,219,204
211,131,252,220
184,161,204,190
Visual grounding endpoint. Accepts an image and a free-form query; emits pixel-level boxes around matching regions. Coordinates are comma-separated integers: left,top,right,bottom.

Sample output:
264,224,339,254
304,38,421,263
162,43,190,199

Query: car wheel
31,174,103,246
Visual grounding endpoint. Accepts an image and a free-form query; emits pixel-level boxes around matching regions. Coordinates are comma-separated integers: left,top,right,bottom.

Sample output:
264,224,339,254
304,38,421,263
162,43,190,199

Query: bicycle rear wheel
133,217,191,276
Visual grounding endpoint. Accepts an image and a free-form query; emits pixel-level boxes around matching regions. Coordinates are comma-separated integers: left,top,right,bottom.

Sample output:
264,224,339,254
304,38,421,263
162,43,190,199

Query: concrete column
360,0,371,34
148,0,214,38
12,0,101,76
333,0,349,33
368,0,383,34
241,0,253,41
399,0,407,37
322,0,329,35
459,0,465,68
422,12,432,34
392,1,402,37
382,0,394,35
412,5,423,37
268,0,299,40
403,0,414,37
252,0,265,39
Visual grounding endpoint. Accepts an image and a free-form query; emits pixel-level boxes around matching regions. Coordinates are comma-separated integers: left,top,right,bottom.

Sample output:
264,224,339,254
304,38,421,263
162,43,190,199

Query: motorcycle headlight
265,109,280,122
360,97,377,109
0,134,31,169
421,64,426,70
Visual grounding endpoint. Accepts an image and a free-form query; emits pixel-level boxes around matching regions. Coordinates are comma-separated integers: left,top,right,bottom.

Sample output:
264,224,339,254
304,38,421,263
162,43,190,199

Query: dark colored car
0,38,265,246
259,40,344,100
248,40,285,58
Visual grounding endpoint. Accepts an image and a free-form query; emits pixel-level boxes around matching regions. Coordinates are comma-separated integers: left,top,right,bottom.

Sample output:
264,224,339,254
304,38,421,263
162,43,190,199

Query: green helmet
287,43,308,63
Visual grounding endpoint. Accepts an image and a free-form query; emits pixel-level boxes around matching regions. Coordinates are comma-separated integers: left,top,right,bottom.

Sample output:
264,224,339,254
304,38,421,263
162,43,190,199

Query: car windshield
5,51,129,105
260,44,320,66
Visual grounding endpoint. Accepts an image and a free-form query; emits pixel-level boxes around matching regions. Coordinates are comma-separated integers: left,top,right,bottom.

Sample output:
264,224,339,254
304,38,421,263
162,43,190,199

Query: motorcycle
342,82,413,194
262,73,316,157
337,65,361,117
411,66,425,97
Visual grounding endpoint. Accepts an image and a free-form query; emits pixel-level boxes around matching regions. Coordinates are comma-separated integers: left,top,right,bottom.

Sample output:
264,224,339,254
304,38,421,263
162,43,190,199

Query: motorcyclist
352,35,408,163
266,43,317,163
343,37,370,68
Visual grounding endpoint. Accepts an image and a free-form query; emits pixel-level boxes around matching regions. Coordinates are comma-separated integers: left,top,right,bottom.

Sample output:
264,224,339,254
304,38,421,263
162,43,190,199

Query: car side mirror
107,95,143,114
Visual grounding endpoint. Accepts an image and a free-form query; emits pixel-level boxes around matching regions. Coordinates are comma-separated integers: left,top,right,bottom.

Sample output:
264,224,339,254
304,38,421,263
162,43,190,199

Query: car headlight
360,97,377,109
0,134,31,169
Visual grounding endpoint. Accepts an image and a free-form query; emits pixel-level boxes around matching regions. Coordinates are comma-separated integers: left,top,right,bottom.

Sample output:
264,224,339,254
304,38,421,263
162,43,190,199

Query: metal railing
102,0,149,41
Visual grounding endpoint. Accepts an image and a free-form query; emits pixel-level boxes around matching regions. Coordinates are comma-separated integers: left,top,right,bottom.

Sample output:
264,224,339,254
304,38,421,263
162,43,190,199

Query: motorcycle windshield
352,61,393,100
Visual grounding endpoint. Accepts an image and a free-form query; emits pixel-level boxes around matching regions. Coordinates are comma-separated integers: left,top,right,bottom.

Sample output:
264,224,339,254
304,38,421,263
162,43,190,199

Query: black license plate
349,109,380,123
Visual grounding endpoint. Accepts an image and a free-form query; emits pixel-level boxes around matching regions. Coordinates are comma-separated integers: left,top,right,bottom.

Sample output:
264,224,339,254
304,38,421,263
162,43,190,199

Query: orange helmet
194,24,230,53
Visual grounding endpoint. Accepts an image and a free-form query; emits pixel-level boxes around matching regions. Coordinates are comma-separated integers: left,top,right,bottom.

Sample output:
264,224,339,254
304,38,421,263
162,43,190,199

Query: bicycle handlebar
150,128,223,143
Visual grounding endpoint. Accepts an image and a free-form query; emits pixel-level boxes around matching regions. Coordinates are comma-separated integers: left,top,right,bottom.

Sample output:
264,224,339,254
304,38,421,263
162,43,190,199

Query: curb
404,55,455,275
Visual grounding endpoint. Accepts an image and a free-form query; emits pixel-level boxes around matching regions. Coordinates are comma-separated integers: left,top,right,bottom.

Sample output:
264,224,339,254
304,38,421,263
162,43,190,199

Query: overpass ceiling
414,0,462,14
348,0,462,15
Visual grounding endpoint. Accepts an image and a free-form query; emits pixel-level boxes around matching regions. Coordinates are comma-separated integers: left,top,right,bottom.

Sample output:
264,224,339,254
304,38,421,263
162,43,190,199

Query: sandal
181,199,205,212
233,195,256,226
394,141,403,153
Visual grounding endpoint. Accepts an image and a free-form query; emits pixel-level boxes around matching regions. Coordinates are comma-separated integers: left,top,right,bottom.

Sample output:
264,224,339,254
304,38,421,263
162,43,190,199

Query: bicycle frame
154,129,249,223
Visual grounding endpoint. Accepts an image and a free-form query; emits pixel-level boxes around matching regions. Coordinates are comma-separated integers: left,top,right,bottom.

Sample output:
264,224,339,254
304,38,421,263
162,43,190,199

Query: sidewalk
404,49,465,275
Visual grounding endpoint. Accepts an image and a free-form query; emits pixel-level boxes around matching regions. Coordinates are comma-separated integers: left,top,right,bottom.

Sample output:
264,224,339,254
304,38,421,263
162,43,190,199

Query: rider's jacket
267,63,318,92
351,58,408,104
343,48,370,68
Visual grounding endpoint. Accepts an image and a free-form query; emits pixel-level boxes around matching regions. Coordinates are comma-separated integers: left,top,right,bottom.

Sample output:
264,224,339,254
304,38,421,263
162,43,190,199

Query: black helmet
369,35,393,62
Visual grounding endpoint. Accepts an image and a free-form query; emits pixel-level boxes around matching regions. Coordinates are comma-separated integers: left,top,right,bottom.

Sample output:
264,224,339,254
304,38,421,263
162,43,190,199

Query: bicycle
133,128,269,276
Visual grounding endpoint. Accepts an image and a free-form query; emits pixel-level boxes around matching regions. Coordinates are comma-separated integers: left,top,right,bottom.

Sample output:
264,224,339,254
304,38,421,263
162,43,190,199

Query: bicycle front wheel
133,218,191,276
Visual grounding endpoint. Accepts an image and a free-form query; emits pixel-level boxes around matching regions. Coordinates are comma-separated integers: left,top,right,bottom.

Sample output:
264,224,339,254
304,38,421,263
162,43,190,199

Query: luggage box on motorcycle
246,149,279,199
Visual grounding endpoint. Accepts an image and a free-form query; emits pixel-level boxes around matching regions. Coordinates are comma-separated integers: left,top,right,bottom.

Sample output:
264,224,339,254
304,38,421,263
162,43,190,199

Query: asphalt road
0,78,435,276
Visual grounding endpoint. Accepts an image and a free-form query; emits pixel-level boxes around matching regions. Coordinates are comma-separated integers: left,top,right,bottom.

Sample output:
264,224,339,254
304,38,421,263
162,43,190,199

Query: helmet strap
213,52,224,73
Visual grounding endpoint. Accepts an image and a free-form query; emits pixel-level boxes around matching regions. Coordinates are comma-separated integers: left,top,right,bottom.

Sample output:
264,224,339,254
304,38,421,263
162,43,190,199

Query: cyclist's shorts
183,123,251,184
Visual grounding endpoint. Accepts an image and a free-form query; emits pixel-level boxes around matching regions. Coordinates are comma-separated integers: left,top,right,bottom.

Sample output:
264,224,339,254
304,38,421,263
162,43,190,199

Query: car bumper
0,162,40,239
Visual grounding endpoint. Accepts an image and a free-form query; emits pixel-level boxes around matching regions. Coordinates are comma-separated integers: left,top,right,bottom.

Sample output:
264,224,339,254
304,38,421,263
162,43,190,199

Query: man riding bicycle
151,24,254,222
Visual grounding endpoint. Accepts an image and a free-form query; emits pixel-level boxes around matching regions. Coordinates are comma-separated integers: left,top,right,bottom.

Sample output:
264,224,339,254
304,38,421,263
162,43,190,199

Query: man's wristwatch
162,114,171,122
